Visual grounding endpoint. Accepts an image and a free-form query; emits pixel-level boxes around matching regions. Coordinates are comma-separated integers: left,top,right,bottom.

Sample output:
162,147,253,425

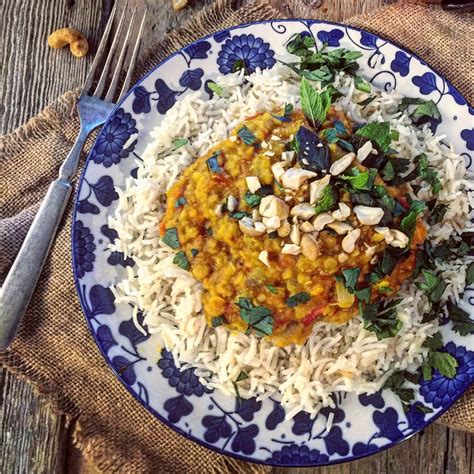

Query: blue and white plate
72,20,474,467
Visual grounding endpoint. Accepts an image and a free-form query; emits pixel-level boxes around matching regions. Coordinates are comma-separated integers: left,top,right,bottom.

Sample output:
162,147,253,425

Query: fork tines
81,3,147,103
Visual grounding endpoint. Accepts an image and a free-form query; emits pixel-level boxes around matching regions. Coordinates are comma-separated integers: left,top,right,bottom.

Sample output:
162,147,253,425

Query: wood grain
0,0,472,473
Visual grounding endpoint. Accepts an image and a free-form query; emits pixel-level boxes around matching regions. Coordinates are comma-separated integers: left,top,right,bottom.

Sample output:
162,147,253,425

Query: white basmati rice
108,65,473,418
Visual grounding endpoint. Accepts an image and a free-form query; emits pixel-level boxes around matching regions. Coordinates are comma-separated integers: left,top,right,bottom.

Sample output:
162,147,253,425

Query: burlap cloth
1,1,473,472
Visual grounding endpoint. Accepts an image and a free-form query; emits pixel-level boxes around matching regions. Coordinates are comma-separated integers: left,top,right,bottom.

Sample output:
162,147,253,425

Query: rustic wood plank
0,369,70,473
1,0,472,473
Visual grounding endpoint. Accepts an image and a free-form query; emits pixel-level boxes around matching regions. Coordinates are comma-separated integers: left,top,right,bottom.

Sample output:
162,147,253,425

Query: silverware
0,4,147,351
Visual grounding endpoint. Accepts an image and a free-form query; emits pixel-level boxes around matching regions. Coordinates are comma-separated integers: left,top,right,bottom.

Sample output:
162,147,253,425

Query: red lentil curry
160,104,426,347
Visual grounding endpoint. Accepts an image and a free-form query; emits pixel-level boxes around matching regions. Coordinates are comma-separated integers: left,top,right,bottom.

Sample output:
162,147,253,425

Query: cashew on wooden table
47,28,89,58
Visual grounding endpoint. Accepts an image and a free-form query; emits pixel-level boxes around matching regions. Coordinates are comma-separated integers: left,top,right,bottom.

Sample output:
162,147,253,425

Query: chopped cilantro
357,96,376,107
355,287,371,303
208,81,224,96
300,77,332,128
314,184,338,215
321,127,339,143
415,270,447,303
421,350,458,381
236,297,274,336
400,98,441,127
238,125,257,146
285,292,311,308
175,196,187,208
337,138,354,152
229,211,251,220
381,161,395,182
383,370,416,410
162,228,180,249
417,153,442,194
244,191,262,208
355,122,392,152
211,315,227,327
399,200,426,237
236,371,249,383
354,75,371,93
361,299,403,340
447,301,474,336
428,203,448,225
172,138,188,148
284,103,294,117
173,251,189,270
340,167,377,191
206,151,223,173
266,284,278,294
336,268,361,293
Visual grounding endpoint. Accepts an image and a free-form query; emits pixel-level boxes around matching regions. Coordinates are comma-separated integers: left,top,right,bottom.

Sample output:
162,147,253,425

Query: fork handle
0,131,88,351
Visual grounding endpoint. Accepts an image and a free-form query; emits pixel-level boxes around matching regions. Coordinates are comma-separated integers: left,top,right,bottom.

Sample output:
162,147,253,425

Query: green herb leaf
314,184,339,215
361,299,403,340
266,284,277,294
173,251,190,270
244,191,262,208
356,122,391,152
467,263,474,286
336,268,361,293
300,77,332,128
428,203,448,225
175,196,187,208
208,81,224,96
415,270,447,303
381,161,395,182
390,130,400,141
191,248,199,257
211,315,227,327
229,211,251,220
162,228,180,249
236,297,274,336
447,301,474,336
354,75,371,93
172,138,188,149
357,96,376,107
355,287,371,303
400,98,441,127
321,127,339,144
422,351,458,380
423,332,443,351
207,151,223,174
340,167,377,191
399,200,426,237
383,371,417,408
236,371,249,382
238,125,257,146
414,153,442,194
284,103,294,117
285,292,311,308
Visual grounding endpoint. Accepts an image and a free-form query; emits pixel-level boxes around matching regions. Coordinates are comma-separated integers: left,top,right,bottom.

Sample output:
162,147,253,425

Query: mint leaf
428,203,448,225
354,75,371,93
356,122,391,152
172,138,188,148
423,351,458,380
341,167,377,191
238,126,257,145
236,297,274,336
399,200,426,237
208,81,224,96
314,184,338,215
447,301,474,336
207,151,223,174
173,251,189,270
361,299,402,340
266,284,277,294
244,191,262,208
415,270,447,303
211,315,227,327
236,371,249,382
285,292,311,308
336,268,361,293
300,77,332,128
162,228,180,249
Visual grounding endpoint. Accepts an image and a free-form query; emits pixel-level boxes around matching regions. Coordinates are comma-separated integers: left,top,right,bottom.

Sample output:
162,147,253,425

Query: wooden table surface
0,0,473,472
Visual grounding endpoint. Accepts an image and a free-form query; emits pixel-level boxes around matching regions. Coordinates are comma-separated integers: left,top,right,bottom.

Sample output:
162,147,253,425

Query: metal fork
0,4,147,351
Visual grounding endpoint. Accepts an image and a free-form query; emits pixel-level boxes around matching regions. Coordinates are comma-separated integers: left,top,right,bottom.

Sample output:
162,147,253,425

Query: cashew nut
48,28,89,58
172,0,189,10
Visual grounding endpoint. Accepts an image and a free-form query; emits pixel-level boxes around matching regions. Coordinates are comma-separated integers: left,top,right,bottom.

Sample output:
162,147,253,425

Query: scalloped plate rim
71,19,473,468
